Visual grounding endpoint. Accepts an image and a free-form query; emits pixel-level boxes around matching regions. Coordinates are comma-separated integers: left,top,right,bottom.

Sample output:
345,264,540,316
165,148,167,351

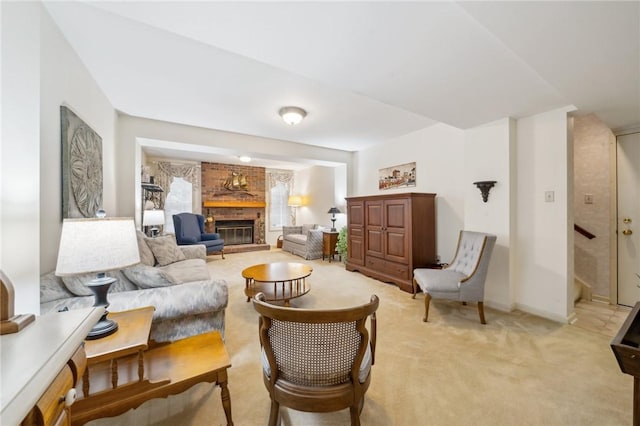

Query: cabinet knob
61,388,77,407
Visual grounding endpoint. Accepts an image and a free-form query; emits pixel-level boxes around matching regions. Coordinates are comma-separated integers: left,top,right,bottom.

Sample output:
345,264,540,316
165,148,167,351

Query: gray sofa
40,232,228,342
281,224,324,260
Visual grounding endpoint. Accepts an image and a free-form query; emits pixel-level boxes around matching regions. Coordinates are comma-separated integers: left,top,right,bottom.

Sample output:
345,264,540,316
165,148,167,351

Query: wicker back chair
252,293,379,426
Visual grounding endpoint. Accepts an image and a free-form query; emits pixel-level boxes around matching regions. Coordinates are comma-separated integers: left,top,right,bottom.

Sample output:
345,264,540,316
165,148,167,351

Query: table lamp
143,209,165,237
327,207,341,232
55,217,140,339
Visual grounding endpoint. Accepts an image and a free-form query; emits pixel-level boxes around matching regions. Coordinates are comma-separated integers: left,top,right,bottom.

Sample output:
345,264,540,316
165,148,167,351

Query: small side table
82,306,155,395
322,231,340,262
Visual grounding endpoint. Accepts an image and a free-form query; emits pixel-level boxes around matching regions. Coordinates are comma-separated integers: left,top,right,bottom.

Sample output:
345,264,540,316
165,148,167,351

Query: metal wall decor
473,181,497,202
61,106,103,218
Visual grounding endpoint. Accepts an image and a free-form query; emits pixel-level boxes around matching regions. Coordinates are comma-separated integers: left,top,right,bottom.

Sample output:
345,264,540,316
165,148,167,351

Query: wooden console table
1,307,104,426
72,326,233,425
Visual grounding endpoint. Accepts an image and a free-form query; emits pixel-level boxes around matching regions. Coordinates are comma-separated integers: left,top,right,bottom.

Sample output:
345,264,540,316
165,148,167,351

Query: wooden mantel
203,201,266,208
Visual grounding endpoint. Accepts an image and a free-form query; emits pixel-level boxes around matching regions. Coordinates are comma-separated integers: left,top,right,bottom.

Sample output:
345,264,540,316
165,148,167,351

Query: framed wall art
61,106,103,218
378,162,416,190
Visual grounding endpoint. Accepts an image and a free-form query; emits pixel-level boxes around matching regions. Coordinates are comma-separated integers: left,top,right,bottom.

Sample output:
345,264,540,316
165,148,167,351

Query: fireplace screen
215,220,254,245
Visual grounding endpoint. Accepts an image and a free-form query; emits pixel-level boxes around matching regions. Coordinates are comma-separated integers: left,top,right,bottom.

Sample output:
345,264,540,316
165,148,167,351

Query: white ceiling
43,1,639,167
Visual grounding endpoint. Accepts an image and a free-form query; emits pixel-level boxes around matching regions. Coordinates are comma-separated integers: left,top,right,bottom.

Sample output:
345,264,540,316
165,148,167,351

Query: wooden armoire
345,192,436,293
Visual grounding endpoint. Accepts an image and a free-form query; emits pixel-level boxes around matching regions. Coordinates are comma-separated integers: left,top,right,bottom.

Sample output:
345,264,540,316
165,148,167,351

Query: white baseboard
485,300,515,313
591,294,611,304
514,303,575,324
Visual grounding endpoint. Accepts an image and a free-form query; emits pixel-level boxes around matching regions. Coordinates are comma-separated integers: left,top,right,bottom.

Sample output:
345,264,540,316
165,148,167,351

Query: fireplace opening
215,220,254,245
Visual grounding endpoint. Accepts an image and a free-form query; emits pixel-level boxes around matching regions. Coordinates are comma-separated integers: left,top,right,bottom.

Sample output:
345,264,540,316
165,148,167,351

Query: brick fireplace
201,163,268,249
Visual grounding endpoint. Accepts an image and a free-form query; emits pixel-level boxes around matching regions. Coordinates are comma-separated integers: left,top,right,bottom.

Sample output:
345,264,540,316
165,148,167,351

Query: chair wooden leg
423,293,432,322
268,400,280,426
412,278,417,299
478,301,487,324
350,405,361,426
221,250,225,259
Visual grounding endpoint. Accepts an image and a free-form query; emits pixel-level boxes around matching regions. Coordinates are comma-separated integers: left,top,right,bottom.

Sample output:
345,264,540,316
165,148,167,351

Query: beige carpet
89,249,632,426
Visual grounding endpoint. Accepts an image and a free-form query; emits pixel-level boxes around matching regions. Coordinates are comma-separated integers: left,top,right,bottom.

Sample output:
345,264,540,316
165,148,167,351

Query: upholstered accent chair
252,293,379,426
413,230,496,324
281,224,324,260
173,212,225,258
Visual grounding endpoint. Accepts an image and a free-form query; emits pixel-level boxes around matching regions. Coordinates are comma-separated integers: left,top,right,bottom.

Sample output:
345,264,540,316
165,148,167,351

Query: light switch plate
584,194,594,204
545,191,555,202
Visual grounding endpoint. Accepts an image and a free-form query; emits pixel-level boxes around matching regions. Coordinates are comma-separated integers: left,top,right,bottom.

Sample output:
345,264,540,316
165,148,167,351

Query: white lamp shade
55,218,140,276
287,195,303,207
143,210,165,226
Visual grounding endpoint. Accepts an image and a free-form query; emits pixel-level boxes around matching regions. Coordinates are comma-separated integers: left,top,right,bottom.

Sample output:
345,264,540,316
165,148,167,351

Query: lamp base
86,274,119,340
86,316,118,340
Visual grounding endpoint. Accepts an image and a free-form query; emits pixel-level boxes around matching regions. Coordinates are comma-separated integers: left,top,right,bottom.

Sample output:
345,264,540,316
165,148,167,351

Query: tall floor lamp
56,217,140,339
288,195,303,226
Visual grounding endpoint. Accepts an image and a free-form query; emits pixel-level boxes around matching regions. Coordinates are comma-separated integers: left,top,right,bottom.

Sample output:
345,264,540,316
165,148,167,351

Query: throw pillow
145,235,186,266
61,273,98,296
123,264,176,289
61,270,134,296
40,272,74,303
136,231,156,266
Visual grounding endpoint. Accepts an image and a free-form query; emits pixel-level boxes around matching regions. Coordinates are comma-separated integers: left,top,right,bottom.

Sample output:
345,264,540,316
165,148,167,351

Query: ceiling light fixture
279,106,307,126
239,156,251,163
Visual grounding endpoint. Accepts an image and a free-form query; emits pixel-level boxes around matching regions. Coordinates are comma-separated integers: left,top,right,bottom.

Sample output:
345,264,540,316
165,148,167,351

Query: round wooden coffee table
242,262,313,306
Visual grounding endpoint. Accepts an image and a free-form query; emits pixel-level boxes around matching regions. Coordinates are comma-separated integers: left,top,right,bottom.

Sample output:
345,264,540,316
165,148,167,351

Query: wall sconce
473,181,496,203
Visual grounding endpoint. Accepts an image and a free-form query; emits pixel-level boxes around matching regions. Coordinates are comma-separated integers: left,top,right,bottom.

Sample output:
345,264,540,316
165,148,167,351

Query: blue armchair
173,213,225,258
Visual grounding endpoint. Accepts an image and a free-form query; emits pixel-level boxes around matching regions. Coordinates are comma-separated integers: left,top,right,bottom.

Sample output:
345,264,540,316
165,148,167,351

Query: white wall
515,106,576,322
353,123,466,262
1,2,41,314
1,3,116,314
293,166,347,231
464,118,516,311
40,7,117,274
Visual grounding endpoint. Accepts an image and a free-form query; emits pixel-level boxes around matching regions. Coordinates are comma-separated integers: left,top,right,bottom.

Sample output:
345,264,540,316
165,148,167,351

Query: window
268,170,294,231
270,182,290,229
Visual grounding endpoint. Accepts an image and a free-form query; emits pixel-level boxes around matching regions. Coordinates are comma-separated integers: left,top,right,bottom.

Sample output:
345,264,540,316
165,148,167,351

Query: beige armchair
412,230,496,324
281,224,324,260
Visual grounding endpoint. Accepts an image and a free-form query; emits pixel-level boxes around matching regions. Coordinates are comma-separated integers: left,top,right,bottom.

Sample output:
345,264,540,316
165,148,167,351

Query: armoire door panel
366,202,383,227
385,201,408,229
386,231,408,263
349,203,364,226
366,229,384,257
348,237,364,265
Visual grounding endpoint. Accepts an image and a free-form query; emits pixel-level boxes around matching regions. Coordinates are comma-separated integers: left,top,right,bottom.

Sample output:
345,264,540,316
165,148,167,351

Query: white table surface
1,307,104,425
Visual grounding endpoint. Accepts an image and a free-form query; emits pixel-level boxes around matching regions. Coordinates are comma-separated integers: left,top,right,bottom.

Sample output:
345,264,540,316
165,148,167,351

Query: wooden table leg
138,350,145,382
83,367,90,396
111,358,118,389
218,371,233,426
634,376,640,426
